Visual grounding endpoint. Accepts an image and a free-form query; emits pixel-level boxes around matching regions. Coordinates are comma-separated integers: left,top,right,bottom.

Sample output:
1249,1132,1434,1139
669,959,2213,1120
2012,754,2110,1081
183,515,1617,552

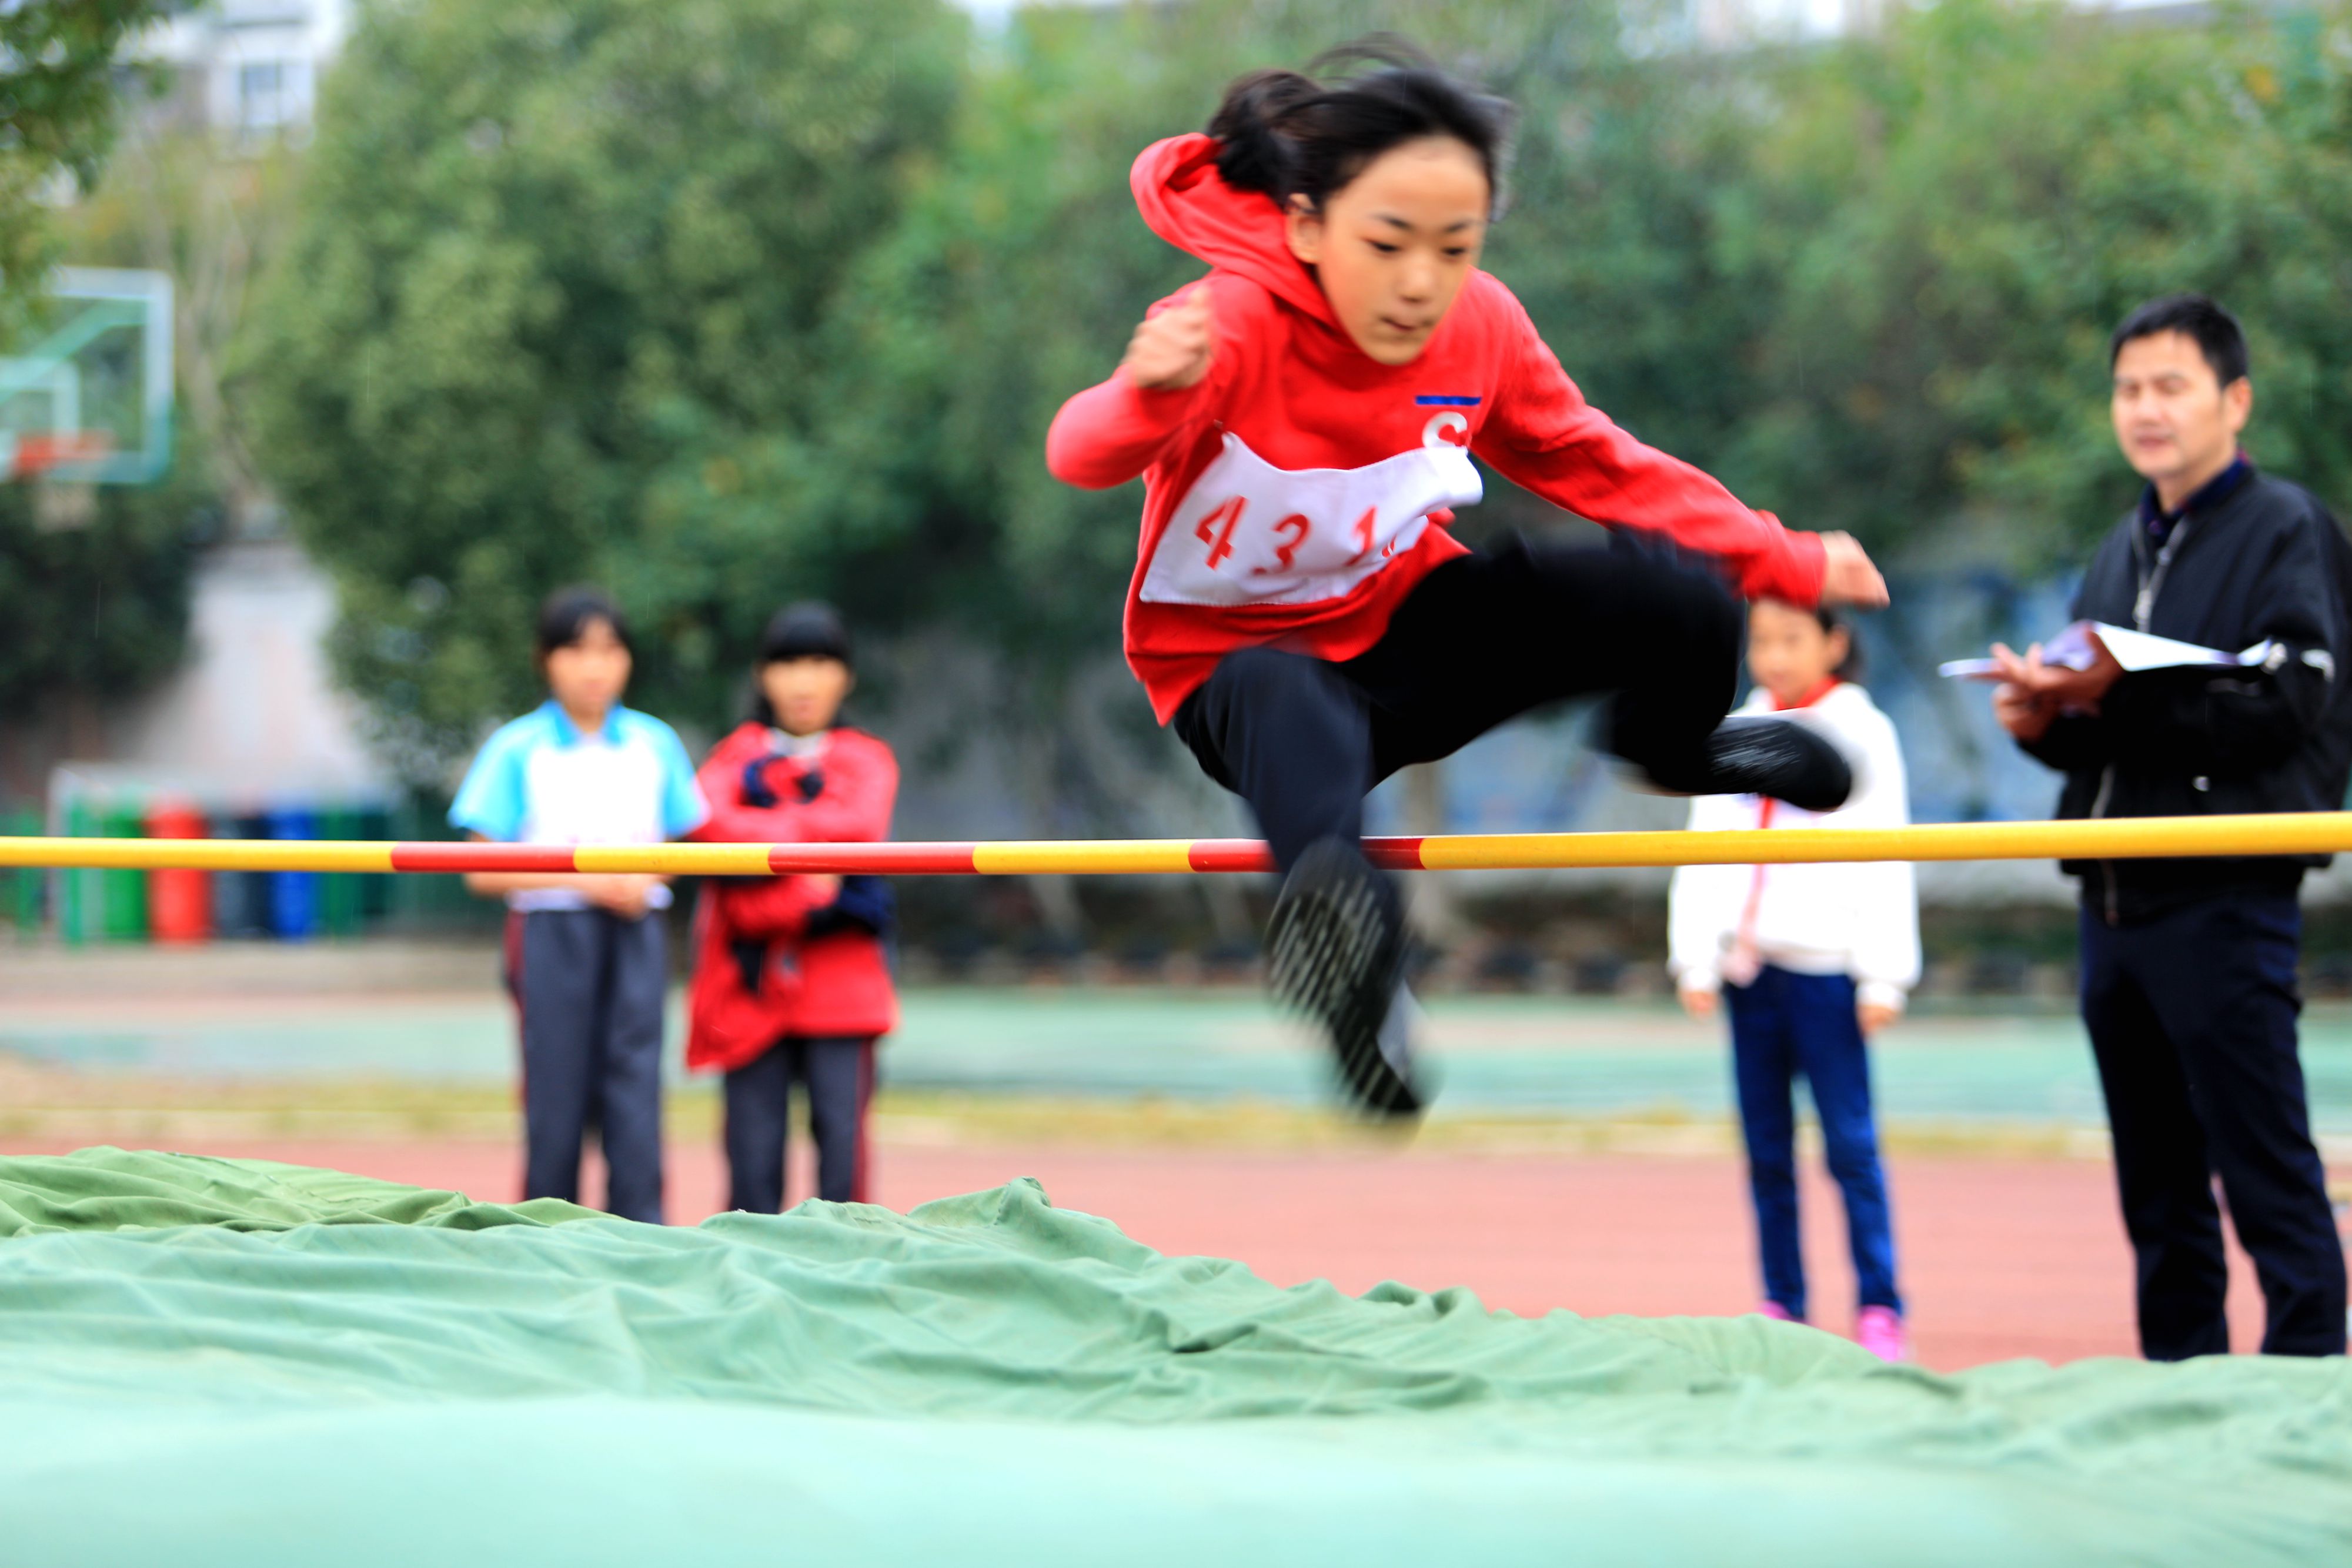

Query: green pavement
2,985,2348,1134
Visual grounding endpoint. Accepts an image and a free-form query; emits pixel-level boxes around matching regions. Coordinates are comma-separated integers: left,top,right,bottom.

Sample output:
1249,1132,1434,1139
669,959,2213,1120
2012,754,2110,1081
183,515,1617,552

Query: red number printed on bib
1195,496,1244,570
1254,513,1311,575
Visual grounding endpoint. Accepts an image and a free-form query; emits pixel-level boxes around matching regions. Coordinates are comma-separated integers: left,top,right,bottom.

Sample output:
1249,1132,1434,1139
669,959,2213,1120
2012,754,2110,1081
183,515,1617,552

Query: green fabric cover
0,1148,2346,1566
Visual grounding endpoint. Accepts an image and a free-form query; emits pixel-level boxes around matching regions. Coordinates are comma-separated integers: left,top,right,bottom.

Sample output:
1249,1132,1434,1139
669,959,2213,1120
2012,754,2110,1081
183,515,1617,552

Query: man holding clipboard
1986,293,2349,1359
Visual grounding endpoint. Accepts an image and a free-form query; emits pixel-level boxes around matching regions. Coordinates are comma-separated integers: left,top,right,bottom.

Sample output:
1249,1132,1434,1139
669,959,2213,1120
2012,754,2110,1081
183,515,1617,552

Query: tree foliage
0,468,206,717
0,0,176,328
236,0,965,773
1712,1,2352,564
68,130,305,525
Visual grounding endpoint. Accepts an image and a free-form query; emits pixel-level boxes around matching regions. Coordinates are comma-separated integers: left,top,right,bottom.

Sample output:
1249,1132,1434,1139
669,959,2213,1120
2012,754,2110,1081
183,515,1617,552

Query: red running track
8,1132,2311,1369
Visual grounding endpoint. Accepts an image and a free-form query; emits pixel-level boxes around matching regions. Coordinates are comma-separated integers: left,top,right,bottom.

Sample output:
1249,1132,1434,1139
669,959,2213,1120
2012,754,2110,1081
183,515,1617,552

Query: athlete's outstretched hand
1121,282,1214,392
1818,531,1889,609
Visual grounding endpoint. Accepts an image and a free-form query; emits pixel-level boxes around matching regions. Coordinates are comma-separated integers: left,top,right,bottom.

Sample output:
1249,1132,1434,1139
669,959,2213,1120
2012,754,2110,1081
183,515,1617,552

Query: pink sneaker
1755,1300,1798,1323
1856,1305,1910,1362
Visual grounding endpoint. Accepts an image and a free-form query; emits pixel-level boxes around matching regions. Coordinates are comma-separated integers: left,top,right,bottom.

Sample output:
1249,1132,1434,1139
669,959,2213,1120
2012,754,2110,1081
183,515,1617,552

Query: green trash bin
100,805,148,942
60,798,99,945
319,807,363,938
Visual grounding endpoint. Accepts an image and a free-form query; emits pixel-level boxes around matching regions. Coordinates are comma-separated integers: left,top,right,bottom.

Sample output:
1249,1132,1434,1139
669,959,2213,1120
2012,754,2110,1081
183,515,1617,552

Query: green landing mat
1,1149,2347,1566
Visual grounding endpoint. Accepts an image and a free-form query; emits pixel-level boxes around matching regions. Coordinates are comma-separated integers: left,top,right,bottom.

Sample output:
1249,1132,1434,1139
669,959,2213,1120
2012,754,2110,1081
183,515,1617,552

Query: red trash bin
145,800,212,945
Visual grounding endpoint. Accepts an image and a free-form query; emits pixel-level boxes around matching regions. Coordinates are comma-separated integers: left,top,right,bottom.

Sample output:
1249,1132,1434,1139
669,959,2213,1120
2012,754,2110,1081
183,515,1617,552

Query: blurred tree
236,0,967,776
1723,0,2352,564
68,131,303,531
0,468,206,720
0,0,179,332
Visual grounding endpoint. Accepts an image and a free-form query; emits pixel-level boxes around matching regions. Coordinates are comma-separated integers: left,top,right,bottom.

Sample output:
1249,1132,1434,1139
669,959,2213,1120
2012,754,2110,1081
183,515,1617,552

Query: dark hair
2109,293,2249,387
534,586,631,660
747,601,853,725
758,601,851,667
1814,604,1865,681
1208,38,1515,216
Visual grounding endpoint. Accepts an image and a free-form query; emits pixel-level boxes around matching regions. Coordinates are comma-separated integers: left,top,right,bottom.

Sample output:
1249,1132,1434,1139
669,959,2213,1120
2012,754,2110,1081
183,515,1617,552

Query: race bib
1138,432,1484,609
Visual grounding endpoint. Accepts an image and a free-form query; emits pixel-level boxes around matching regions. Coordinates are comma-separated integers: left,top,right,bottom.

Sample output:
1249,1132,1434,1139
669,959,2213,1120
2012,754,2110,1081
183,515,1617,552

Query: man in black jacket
1992,293,2348,1358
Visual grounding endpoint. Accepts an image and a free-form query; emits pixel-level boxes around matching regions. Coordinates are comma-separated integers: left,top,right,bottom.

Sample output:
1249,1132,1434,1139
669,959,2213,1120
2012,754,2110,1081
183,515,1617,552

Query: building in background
138,0,355,142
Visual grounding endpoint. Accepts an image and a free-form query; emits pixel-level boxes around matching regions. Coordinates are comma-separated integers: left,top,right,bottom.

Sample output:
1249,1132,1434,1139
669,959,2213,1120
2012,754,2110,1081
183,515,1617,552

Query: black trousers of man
1172,538,1742,872
2080,891,2347,1358
506,907,668,1225
723,1035,874,1212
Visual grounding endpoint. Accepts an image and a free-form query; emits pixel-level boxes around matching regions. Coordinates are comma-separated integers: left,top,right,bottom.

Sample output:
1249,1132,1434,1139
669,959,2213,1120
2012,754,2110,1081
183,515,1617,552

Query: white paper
1939,620,2275,680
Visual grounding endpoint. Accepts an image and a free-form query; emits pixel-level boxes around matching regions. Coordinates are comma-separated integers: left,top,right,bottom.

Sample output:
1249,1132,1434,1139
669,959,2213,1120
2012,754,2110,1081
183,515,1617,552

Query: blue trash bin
266,808,321,941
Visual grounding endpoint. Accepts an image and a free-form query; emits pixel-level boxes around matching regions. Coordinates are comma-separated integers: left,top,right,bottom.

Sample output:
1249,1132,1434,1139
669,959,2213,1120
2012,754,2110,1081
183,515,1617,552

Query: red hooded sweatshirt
684,723,898,1074
1045,133,1829,724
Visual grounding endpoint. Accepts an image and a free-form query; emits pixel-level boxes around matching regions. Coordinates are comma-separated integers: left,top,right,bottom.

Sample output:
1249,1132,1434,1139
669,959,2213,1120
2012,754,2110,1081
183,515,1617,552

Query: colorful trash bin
58,798,98,945
211,813,268,938
266,807,321,941
145,800,212,945
319,807,363,938
358,808,394,921
99,805,146,942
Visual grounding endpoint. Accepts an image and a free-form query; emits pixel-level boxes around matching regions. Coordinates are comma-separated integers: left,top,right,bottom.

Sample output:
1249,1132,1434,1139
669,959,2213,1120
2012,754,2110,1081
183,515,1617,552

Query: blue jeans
1725,965,1902,1320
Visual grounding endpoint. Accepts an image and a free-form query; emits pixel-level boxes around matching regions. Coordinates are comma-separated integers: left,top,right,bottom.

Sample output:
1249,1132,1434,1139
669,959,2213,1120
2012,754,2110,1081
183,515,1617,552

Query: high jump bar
4,813,2351,875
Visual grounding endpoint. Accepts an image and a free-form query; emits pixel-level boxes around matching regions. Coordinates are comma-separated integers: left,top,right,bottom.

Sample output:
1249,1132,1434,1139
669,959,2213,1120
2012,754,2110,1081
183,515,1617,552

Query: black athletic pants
505,907,668,1224
723,1035,876,1212
2080,892,2347,1358
1171,537,1742,872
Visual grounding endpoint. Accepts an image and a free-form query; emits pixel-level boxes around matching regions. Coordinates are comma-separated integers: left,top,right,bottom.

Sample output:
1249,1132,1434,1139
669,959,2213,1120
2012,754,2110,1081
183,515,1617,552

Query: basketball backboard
0,267,173,485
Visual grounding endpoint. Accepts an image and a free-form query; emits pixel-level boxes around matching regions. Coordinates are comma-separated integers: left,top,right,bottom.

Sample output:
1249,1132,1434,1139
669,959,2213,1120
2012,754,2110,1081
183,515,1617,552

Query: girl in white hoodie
1669,599,1920,1362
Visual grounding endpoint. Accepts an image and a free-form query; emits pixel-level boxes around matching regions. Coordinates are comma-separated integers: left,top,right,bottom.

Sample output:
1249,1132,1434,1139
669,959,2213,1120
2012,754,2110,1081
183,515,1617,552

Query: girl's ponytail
1208,68,1317,198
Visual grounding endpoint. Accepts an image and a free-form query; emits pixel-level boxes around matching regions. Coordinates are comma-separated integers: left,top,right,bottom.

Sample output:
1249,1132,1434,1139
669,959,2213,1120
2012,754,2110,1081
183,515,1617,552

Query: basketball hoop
4,429,115,481
0,268,173,489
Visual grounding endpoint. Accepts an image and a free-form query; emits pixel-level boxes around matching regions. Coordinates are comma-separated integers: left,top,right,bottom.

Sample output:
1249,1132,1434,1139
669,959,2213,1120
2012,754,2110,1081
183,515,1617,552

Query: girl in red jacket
687,603,898,1211
1046,45,1889,1118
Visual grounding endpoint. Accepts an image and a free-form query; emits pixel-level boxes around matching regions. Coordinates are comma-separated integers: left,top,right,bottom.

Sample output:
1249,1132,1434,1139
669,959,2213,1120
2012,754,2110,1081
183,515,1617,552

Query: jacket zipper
2133,518,2191,633
2091,764,2119,925
2101,514,2197,924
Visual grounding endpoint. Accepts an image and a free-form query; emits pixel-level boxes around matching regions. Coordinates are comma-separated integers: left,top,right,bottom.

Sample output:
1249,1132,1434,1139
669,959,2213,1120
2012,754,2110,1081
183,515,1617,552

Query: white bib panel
1139,432,1484,609
521,738,669,847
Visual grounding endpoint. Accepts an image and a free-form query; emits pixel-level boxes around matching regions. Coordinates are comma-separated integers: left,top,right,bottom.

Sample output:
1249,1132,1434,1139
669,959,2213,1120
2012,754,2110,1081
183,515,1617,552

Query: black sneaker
1265,837,1423,1119
1701,716,1853,811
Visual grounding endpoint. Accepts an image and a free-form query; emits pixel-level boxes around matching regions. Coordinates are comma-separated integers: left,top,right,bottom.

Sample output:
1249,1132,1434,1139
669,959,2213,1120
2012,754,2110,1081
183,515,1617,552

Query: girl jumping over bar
1045,43,1889,1118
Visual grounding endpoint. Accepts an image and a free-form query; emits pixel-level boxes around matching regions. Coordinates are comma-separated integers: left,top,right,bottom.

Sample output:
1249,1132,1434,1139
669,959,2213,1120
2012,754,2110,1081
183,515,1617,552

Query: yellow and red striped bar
4,812,2352,875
